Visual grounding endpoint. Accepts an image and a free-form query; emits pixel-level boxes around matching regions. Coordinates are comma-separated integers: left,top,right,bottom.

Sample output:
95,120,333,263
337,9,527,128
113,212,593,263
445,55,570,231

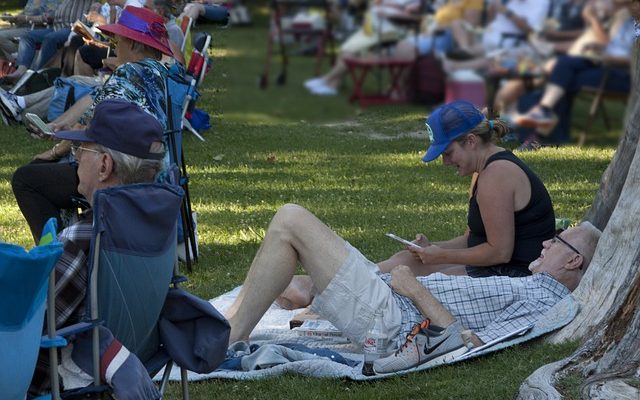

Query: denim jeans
549,55,631,93
17,28,71,70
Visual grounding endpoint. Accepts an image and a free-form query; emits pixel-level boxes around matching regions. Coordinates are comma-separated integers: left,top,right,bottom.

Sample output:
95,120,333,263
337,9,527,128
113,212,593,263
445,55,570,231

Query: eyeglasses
71,144,103,159
552,232,583,269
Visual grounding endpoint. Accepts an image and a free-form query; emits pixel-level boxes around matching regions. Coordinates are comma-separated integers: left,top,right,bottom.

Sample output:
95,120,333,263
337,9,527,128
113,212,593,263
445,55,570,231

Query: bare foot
275,275,315,310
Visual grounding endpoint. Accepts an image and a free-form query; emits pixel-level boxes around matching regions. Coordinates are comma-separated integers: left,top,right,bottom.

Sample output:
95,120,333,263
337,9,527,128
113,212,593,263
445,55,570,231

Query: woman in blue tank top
378,100,555,277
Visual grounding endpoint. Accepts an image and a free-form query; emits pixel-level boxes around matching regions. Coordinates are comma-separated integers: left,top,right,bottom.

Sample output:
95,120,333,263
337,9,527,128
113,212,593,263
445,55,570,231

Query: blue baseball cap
55,100,164,160
422,100,485,162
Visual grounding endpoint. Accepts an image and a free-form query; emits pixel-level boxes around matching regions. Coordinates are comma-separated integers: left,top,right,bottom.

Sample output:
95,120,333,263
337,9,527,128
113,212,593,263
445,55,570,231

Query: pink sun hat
98,6,173,56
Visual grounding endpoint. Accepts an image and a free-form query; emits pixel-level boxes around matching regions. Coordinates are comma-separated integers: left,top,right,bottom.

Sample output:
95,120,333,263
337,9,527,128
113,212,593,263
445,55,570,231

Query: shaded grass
0,2,624,398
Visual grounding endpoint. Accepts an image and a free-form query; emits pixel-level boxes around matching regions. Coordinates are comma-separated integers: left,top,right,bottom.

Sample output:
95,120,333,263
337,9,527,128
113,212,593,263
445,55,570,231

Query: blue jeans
17,28,71,70
549,55,631,94
202,4,229,25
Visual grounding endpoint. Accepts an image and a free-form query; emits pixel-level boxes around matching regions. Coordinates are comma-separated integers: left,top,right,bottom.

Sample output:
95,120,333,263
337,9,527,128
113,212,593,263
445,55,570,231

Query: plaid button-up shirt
30,212,92,395
378,272,570,346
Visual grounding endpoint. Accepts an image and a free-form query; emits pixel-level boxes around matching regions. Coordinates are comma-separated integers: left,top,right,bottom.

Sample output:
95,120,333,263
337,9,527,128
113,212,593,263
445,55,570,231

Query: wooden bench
343,55,414,107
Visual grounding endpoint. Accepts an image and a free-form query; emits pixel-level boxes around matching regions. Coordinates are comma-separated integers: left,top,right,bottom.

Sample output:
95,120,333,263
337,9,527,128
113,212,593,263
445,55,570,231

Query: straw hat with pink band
98,6,173,56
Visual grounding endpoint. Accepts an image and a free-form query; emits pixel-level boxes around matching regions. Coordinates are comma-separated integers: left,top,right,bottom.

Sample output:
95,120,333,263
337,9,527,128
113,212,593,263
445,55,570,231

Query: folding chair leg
48,271,62,400
181,367,190,400
183,118,205,142
158,360,173,395
181,148,198,264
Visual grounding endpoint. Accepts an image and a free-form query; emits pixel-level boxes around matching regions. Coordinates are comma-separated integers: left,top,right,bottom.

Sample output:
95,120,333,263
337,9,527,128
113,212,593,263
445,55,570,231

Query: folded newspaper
293,320,343,338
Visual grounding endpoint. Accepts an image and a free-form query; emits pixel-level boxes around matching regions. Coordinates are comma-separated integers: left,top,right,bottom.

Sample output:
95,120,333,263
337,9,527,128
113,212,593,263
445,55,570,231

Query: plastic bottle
362,310,388,376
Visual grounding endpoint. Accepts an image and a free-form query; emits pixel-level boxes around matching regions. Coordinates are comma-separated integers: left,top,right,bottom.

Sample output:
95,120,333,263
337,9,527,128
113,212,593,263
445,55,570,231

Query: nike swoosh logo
423,337,447,357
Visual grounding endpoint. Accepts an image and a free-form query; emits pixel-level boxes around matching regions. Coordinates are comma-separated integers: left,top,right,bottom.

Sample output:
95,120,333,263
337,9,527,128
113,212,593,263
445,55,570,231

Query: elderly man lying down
224,204,600,374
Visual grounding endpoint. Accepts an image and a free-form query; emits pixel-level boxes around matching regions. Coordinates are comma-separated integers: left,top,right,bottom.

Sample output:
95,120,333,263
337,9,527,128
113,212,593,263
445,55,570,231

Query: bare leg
181,3,205,21
539,83,565,109
494,79,526,112
442,56,490,73
275,275,315,310
225,204,349,343
322,53,350,88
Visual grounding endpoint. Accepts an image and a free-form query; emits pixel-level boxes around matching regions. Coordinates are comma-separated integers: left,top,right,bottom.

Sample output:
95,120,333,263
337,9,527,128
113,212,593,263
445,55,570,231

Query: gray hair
575,221,602,270
95,142,164,184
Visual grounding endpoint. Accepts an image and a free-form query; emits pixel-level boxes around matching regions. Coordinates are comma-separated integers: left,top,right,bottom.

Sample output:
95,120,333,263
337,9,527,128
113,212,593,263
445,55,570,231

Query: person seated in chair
180,0,231,26
493,0,603,118
391,0,484,62
440,0,549,73
28,99,166,396
6,5,176,244
303,0,421,96
2,0,93,83
513,3,634,148
0,0,61,63
224,200,600,374
71,0,146,76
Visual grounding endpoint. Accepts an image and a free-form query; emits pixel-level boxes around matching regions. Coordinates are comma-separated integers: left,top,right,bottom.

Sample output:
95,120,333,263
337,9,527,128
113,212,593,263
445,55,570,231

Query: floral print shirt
83,58,168,129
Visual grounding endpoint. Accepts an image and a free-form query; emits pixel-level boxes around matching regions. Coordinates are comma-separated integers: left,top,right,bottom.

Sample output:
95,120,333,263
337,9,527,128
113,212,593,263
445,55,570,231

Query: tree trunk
583,42,640,230
518,30,640,400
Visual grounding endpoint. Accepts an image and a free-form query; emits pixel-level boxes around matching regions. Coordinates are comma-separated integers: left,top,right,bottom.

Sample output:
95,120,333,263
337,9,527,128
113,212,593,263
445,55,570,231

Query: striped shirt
378,272,570,345
52,0,92,30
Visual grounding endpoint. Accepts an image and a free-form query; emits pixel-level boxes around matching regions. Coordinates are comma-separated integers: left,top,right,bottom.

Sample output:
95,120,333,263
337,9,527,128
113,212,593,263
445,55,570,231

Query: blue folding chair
44,183,188,399
0,219,63,400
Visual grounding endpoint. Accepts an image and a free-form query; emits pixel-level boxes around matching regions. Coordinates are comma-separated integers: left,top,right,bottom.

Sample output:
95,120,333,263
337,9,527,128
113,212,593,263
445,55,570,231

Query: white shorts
310,242,402,350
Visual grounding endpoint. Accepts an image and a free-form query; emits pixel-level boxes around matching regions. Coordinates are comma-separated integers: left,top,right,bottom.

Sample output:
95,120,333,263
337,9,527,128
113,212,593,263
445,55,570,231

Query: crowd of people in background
301,0,637,148
0,0,635,395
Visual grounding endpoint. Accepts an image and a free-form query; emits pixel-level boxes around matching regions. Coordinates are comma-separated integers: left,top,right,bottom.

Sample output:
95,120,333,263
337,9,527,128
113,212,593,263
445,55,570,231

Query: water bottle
362,311,388,376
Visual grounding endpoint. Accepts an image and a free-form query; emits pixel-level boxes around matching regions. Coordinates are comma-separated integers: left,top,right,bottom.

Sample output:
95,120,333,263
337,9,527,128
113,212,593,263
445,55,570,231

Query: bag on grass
47,77,95,122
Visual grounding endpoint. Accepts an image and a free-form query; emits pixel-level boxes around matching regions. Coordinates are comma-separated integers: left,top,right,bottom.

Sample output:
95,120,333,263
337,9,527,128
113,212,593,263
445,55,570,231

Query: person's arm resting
389,265,455,328
51,95,93,129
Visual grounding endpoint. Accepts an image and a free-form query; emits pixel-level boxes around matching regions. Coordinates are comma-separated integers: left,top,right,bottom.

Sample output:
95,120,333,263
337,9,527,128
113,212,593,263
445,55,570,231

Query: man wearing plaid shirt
29,100,166,395
225,204,601,373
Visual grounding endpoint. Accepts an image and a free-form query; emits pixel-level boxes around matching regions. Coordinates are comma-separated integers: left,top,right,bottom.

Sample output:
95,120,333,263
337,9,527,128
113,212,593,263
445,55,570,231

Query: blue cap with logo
422,100,485,162
55,99,164,160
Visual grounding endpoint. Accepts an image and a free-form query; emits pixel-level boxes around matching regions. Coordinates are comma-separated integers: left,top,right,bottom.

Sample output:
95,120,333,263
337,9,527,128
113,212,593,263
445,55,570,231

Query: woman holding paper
378,100,555,278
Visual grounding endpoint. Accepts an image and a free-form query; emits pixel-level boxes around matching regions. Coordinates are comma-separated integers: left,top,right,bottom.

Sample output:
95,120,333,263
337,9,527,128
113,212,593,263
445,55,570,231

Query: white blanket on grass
158,286,578,381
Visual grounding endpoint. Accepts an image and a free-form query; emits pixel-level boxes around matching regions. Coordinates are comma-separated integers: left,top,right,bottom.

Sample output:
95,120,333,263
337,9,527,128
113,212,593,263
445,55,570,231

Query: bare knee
269,203,313,240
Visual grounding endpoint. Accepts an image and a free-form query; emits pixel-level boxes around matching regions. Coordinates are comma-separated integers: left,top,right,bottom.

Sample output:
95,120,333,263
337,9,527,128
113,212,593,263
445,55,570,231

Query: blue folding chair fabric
0,219,62,400
88,183,184,362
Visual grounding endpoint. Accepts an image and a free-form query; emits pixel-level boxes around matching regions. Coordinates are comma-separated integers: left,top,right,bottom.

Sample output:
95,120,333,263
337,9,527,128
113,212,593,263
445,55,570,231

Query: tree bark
583,42,640,230
518,26,640,400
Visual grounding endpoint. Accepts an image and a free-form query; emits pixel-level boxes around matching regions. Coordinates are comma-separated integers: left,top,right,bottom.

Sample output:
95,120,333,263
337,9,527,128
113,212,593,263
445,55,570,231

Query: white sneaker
304,77,325,90
309,82,337,96
373,320,468,374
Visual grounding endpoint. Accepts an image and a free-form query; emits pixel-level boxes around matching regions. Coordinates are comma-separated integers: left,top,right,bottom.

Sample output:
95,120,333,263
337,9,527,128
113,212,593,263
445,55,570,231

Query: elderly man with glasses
29,99,165,396
223,203,602,375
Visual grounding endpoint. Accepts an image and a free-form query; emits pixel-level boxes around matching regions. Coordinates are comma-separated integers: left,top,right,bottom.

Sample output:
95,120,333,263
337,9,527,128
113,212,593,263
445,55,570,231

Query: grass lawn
0,2,625,399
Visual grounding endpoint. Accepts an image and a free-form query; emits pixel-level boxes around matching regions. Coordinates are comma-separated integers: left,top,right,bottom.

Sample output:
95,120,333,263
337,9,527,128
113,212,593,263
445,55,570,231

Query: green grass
0,3,625,398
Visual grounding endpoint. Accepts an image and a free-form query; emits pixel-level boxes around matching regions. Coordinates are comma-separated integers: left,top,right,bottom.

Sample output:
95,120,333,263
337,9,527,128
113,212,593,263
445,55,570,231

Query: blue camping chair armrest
41,320,104,348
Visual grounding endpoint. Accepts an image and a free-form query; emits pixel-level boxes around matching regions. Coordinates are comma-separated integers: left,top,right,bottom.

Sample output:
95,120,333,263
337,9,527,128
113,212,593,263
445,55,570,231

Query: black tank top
466,151,555,277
